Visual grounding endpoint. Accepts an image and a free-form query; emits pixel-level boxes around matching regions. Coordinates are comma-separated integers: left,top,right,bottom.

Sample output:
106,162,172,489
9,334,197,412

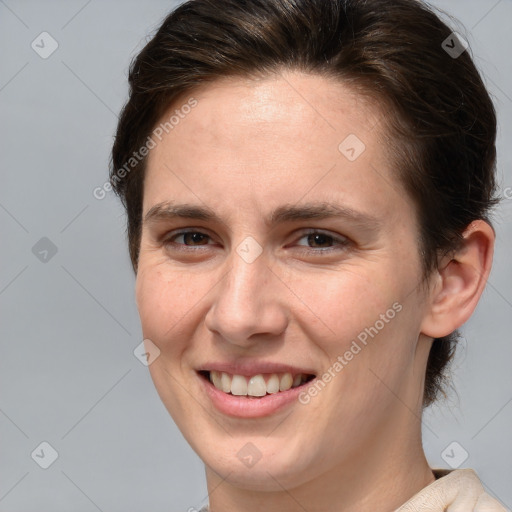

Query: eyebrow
143,200,382,232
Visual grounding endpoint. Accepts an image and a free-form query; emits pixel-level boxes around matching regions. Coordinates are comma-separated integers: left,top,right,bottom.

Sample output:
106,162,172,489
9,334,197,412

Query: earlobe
420,220,495,338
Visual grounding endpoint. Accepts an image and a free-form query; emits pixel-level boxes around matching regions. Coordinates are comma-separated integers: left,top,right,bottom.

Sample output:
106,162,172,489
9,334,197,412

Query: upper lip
197,361,316,377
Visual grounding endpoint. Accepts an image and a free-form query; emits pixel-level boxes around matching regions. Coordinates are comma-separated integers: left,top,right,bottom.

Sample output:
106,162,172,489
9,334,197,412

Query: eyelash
162,229,350,255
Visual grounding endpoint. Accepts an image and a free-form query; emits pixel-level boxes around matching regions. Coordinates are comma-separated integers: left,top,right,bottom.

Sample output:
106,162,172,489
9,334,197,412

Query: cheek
288,264,420,387
135,264,200,347
283,264,401,341
134,264,205,417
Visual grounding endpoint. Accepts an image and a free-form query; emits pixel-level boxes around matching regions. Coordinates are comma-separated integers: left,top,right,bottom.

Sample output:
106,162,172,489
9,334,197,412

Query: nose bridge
205,239,288,342
232,242,267,298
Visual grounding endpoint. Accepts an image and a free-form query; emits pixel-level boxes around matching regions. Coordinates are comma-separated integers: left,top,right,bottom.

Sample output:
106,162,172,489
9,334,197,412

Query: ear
420,220,495,338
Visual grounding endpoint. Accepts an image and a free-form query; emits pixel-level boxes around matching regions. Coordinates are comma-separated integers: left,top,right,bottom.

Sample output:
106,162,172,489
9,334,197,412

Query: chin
191,431,319,491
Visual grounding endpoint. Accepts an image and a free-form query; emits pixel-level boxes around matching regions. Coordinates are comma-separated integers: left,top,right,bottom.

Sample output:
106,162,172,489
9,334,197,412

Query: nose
204,244,288,348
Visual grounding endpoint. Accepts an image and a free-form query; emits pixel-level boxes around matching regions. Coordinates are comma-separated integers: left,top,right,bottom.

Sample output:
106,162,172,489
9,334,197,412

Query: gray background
0,1,511,511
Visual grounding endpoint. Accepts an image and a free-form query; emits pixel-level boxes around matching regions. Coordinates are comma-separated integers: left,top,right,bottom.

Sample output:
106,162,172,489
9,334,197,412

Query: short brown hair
110,0,498,407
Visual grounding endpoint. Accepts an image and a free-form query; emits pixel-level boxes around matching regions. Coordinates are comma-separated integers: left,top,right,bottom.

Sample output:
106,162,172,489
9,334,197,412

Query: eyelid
162,228,216,245
162,227,350,254
291,229,351,254
293,228,348,244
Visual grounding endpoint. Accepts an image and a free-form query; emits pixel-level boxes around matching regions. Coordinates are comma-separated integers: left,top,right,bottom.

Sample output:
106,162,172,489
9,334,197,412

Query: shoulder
396,468,509,512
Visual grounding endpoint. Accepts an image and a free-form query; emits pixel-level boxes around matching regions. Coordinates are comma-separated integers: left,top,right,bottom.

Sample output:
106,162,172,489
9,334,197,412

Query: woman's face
135,71,433,490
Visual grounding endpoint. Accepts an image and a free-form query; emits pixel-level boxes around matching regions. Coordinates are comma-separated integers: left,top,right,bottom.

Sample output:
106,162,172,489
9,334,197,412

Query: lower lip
198,373,312,418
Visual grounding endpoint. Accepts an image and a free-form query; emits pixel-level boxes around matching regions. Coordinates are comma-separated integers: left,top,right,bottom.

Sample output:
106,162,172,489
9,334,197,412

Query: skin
134,70,494,512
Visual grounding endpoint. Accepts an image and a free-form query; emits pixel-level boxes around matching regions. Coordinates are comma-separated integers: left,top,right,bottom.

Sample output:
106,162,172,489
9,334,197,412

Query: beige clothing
198,468,508,511
396,468,508,511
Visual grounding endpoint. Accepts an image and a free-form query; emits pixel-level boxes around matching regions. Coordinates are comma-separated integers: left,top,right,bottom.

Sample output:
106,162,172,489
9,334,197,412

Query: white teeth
207,371,310,396
231,374,247,396
266,374,280,394
247,375,267,396
220,372,231,393
211,370,222,389
279,373,293,391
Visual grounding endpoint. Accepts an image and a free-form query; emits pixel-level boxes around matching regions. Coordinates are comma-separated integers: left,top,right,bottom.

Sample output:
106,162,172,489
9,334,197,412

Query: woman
110,0,506,510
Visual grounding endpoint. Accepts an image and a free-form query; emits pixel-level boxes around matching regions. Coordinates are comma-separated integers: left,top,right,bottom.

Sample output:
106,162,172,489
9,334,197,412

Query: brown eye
295,230,349,252
165,230,212,247
305,233,335,248
180,232,210,245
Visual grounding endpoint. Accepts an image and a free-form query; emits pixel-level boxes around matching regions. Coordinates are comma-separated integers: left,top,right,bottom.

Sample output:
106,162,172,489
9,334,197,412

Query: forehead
143,70,410,225
162,71,379,151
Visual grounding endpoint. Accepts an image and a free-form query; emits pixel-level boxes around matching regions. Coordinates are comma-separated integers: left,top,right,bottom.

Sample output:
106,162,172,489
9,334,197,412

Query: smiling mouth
198,370,316,398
